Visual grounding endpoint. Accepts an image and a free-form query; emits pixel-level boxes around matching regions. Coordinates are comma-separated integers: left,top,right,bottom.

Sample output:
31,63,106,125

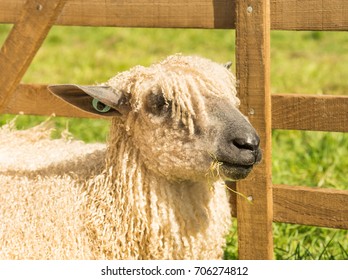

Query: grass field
0,24,347,259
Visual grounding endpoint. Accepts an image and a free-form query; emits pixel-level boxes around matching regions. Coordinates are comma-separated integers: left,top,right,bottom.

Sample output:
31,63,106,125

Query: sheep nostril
232,134,260,151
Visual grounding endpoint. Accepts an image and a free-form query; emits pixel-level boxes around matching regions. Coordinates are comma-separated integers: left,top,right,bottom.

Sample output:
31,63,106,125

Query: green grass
1,25,347,259
271,31,348,95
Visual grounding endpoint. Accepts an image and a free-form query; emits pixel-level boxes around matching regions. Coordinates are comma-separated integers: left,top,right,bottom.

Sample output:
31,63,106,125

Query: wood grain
272,94,348,132
0,0,67,111
236,1,274,259
273,185,348,229
0,0,234,29
0,0,347,30
230,184,348,229
271,0,348,31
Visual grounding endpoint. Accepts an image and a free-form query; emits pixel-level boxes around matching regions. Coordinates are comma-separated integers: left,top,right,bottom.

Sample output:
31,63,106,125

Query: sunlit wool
0,55,239,259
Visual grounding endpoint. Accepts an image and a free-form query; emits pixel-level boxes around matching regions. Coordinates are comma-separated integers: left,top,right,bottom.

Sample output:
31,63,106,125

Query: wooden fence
0,0,347,259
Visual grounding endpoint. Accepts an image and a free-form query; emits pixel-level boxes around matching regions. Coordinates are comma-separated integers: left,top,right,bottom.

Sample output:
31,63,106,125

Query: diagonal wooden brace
0,0,68,111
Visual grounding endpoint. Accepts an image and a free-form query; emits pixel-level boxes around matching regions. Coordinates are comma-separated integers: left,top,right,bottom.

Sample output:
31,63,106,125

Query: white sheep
0,55,261,259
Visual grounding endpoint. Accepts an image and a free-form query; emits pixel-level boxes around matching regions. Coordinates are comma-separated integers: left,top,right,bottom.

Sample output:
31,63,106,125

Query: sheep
0,54,261,260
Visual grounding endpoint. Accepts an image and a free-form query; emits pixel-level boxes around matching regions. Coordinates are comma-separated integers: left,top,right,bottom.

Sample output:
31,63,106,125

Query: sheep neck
95,120,232,259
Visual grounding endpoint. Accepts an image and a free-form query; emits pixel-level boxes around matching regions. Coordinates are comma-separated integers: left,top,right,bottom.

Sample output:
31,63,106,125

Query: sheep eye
146,93,171,116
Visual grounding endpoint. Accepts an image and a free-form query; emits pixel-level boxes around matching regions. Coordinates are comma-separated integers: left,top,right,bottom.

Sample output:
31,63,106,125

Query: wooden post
0,0,67,111
235,0,273,259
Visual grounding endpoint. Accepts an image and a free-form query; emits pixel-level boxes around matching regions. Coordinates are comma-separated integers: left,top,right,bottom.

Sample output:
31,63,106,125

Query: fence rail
230,184,348,229
272,94,348,132
0,0,348,31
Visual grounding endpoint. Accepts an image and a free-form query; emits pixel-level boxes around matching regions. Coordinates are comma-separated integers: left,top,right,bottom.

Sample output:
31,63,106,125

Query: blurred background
0,25,347,259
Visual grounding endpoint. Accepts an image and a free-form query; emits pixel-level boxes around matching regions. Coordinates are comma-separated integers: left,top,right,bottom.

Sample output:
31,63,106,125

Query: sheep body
0,55,260,259
0,121,230,259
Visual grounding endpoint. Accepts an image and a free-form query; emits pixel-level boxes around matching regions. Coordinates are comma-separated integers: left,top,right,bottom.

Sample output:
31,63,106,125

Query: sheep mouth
219,161,254,180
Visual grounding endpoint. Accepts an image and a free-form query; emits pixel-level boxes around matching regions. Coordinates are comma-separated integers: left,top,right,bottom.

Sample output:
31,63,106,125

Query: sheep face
48,55,261,183
126,86,261,182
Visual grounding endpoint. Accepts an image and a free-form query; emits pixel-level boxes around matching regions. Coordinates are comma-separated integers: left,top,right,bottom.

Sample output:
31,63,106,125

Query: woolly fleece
0,55,242,259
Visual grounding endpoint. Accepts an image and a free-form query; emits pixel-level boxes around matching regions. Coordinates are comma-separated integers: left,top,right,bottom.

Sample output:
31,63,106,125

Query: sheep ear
223,61,233,69
48,84,130,117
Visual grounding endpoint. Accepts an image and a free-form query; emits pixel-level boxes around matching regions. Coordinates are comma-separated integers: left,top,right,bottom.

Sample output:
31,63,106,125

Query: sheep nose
232,132,260,151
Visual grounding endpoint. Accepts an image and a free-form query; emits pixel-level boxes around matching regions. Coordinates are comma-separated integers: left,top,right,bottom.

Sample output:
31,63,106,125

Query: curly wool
0,55,235,259
105,55,239,135
0,120,105,177
0,121,104,259
0,122,231,259
84,125,231,259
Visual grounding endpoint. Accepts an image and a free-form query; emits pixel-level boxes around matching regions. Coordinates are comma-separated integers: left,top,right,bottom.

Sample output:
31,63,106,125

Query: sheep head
48,55,261,183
